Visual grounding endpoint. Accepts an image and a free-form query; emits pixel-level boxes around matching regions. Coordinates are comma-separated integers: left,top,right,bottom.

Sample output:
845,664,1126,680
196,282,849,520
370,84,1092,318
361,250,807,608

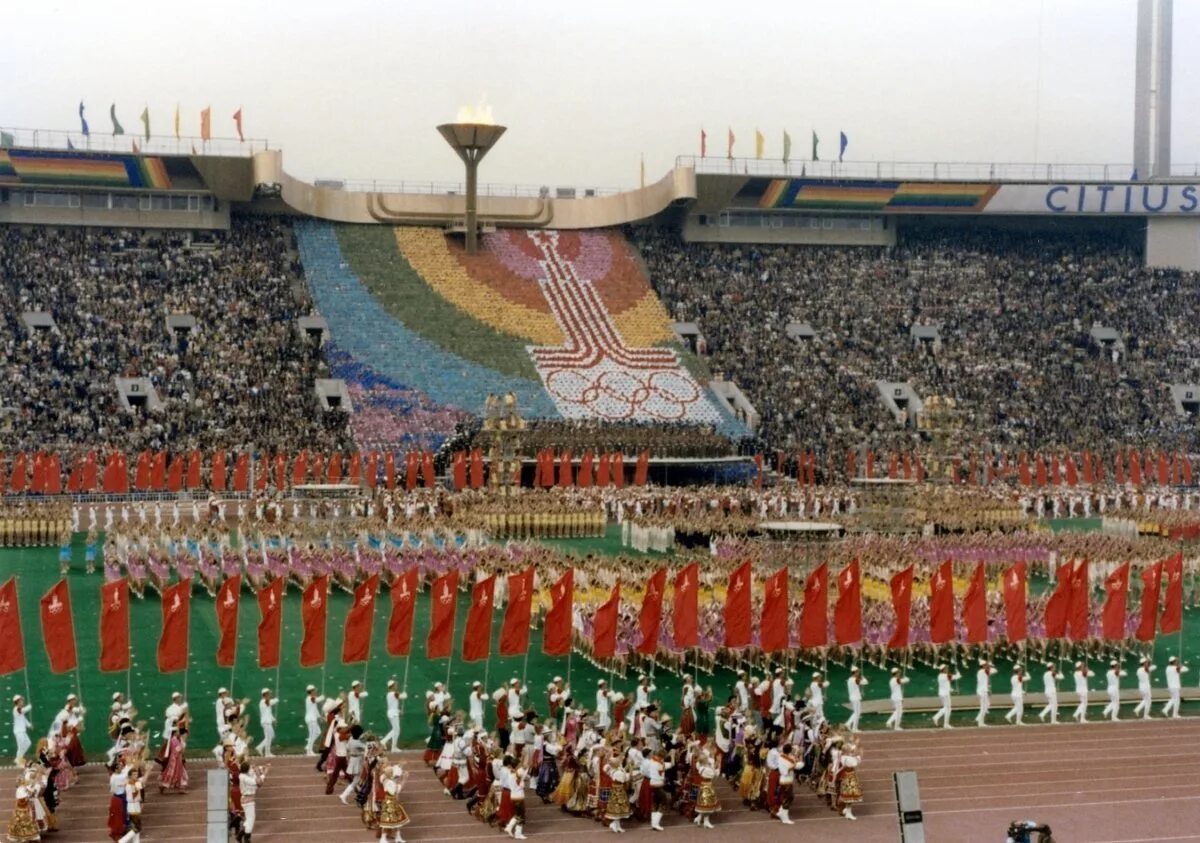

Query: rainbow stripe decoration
0,151,17,184
0,149,172,189
752,178,998,212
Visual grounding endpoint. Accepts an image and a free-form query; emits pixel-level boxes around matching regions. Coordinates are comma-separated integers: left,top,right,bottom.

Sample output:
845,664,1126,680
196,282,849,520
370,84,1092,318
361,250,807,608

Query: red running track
39,718,1200,842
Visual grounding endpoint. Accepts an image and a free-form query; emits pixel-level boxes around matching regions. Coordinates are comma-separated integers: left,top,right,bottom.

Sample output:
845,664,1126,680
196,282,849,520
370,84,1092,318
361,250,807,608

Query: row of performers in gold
480,511,606,539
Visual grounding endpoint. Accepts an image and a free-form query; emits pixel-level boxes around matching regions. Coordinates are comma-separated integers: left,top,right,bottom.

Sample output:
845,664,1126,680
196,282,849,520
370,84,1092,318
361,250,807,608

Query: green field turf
0,535,1196,758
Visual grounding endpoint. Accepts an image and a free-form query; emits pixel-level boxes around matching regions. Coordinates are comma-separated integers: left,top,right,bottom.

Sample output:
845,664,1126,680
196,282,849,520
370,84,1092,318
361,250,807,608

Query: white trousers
1005,697,1024,722
1039,697,1058,722
885,699,903,729
932,693,952,725
383,714,402,749
845,699,862,731
243,801,257,833
976,693,990,724
1163,689,1182,718
13,730,29,761
1073,693,1088,721
1133,690,1152,718
305,718,321,753
257,723,275,755
1102,691,1120,720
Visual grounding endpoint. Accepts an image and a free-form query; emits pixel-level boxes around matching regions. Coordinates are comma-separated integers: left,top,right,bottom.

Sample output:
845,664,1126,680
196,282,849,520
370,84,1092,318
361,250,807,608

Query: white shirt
305,695,325,722
1043,671,1058,697
635,684,654,711
770,679,786,714
734,681,750,710
215,695,229,726
507,688,522,718
12,705,31,734
1136,666,1154,692
468,692,484,722
595,690,611,715
889,676,907,701
1073,670,1094,695
1166,664,1189,691
387,691,401,717
349,690,367,720
1106,669,1124,694
937,673,954,696
809,681,826,706
259,698,277,726
976,668,995,696
642,757,666,787
777,754,796,784
1010,674,1025,699
847,676,866,702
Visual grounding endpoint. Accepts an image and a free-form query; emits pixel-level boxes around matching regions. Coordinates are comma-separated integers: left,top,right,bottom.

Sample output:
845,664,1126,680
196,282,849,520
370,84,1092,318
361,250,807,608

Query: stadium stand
635,226,1200,463
0,219,350,455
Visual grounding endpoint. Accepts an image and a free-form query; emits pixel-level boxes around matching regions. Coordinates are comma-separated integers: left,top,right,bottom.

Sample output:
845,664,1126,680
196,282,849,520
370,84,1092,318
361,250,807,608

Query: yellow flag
174,104,180,140
755,129,765,160
640,154,645,188
200,107,211,142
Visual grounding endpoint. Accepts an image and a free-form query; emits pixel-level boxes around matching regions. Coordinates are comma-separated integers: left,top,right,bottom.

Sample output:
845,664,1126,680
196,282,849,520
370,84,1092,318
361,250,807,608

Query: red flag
1082,452,1094,485
754,454,764,488
274,453,288,491
672,563,700,649
799,562,828,648
405,452,418,491
39,579,76,674
1136,562,1163,642
760,568,790,653
612,453,625,488
1018,452,1031,486
348,452,361,486
469,449,484,489
384,452,396,490
365,452,379,489
634,451,649,486
292,451,309,487
1044,562,1073,639
577,451,594,488
724,561,753,648
834,560,862,645
326,452,342,483
962,562,988,644
636,568,667,656
427,570,460,659
1160,553,1184,635
99,579,130,672
186,450,203,489
499,566,535,657
342,574,379,664
543,570,574,656
929,561,955,644
1065,456,1078,487
421,451,436,489
1102,562,1131,641
81,451,99,492
0,579,24,675
452,451,467,491
386,569,419,657
846,449,857,479
211,450,227,491
166,454,184,493
157,579,192,673
1003,563,1027,643
215,575,240,668
44,454,61,495
133,450,150,491
309,452,325,483
1067,559,1090,641
462,575,495,663
593,583,621,659
257,578,284,669
300,576,329,667
151,451,167,490
558,450,573,487
1158,452,1169,486
232,452,250,492
596,453,611,487
1130,451,1143,486
1184,456,1194,485
887,566,914,650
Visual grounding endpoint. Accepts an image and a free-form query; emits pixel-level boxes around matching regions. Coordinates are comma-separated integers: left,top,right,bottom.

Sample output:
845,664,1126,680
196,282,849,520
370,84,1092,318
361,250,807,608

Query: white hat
352,680,362,688
850,666,859,673
390,764,404,777
112,692,122,701
387,679,397,687
1169,656,1178,663
775,668,783,675
553,676,563,683
218,688,228,695
811,672,822,679
891,667,900,675
434,682,444,689
1074,662,1083,669
261,688,271,695
1110,661,1119,667
306,685,317,692
11,695,20,703
172,692,182,699
598,679,607,686
510,678,520,686
66,693,77,701
472,681,482,688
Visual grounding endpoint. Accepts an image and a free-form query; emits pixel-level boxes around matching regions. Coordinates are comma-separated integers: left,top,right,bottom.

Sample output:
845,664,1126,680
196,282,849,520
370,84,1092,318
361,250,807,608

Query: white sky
2,0,1197,188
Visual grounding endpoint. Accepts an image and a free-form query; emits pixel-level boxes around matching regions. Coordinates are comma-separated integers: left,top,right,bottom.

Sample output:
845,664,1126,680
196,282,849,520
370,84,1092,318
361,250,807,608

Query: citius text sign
985,183,1200,215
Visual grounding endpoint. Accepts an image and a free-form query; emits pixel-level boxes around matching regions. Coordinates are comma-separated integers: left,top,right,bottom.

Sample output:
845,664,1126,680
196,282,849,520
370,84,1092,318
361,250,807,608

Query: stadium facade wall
1146,217,1200,271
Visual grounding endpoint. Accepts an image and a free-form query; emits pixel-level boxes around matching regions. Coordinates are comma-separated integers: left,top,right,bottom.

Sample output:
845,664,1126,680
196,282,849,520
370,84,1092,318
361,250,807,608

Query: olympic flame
456,98,495,125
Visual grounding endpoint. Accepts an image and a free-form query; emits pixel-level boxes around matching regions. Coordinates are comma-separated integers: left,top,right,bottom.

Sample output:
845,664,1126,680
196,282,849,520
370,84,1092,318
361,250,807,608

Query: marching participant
844,667,867,732
548,677,570,724
348,681,368,726
303,686,325,757
596,680,613,732
1103,661,1127,722
1163,656,1189,719
12,696,32,766
886,668,909,730
255,690,278,757
1072,662,1096,724
807,673,829,724
975,660,997,727
383,680,405,750
1133,657,1155,720
1004,666,1027,725
931,664,960,729
1038,664,1060,724
468,682,486,732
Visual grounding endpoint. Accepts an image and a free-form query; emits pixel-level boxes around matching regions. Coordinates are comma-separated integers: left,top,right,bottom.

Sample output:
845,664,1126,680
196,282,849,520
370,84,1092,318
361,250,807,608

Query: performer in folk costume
680,677,697,737
692,748,722,829
600,745,632,833
499,756,528,840
832,739,864,820
356,739,385,832
774,742,797,825
536,727,562,803
11,773,42,843
641,743,671,831
119,766,144,843
548,677,569,724
377,763,411,843
158,725,189,794
235,760,268,843
105,763,134,842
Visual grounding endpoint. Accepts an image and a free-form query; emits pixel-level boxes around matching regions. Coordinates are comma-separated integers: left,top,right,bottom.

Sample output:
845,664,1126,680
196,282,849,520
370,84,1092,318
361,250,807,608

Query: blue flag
79,101,90,137
839,131,849,162
67,138,76,150
1131,168,1139,181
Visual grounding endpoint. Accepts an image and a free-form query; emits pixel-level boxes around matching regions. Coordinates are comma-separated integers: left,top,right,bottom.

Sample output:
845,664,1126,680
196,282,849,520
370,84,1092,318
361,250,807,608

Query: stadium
2,3,1200,842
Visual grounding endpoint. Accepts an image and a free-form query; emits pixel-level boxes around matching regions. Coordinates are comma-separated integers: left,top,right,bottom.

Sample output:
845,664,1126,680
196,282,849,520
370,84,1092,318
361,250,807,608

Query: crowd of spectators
635,226,1200,462
477,419,737,459
0,218,351,456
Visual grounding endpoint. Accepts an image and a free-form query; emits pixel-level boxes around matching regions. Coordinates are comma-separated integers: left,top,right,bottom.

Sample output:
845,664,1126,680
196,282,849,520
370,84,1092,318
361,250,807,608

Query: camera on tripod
1007,820,1054,843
